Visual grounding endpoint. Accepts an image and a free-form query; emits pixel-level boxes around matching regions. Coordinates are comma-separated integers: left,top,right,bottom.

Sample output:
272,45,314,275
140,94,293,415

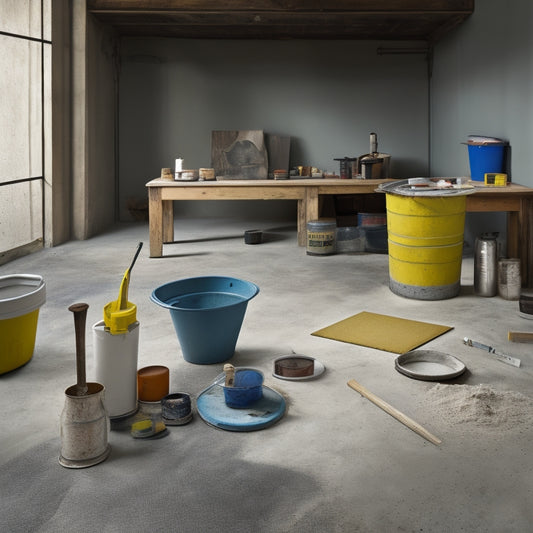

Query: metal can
306,219,337,256
474,232,499,297
498,258,521,300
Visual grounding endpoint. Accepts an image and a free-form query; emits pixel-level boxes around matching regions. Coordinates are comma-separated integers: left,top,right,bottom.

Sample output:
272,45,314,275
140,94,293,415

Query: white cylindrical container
93,320,139,418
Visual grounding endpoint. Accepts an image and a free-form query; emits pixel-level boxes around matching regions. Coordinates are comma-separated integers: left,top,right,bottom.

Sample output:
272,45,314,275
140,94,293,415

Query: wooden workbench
146,178,533,286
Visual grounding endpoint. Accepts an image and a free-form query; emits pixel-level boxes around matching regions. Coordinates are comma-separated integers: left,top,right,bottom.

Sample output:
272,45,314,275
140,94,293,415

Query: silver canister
474,232,499,297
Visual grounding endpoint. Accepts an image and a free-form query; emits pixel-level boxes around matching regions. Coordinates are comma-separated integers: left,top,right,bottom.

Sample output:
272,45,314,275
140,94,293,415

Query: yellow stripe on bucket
385,194,466,300
386,195,466,247
388,241,463,286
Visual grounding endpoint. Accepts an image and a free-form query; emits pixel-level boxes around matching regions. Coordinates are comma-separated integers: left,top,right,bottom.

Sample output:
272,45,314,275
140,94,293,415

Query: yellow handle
118,269,130,310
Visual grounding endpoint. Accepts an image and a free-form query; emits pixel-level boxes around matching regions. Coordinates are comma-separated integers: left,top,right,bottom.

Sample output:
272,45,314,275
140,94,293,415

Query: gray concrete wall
431,0,533,249
71,1,117,240
118,39,429,220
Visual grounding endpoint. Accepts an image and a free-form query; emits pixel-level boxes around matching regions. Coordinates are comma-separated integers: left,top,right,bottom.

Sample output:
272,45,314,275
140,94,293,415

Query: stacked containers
358,212,388,253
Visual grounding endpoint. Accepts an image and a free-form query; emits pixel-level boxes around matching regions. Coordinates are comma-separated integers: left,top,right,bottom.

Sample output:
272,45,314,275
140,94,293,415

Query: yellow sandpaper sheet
311,311,453,354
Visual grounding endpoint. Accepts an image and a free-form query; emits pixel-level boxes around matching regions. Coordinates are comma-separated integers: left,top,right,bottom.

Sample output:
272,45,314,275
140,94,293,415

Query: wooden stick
508,331,533,343
224,364,235,387
347,379,441,446
69,303,89,396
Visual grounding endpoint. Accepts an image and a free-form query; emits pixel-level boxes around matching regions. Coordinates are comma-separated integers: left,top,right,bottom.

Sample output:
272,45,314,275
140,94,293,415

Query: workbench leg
162,200,174,243
522,198,533,289
517,197,533,288
508,198,532,288
297,198,307,246
148,188,163,258
300,187,319,246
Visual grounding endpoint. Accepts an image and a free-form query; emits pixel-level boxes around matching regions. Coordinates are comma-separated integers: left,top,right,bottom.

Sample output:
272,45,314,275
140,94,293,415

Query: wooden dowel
224,364,235,387
69,303,89,396
508,331,533,343
347,379,441,446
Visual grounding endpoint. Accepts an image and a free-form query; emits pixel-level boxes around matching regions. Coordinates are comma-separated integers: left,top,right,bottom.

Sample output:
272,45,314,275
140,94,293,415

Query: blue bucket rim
150,275,259,311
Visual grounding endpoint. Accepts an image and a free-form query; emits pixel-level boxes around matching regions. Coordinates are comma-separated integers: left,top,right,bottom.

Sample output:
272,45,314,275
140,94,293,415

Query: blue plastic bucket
151,276,259,364
467,144,505,181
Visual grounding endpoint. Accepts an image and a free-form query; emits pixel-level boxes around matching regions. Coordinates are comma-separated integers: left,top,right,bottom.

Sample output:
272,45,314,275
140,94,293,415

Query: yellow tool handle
347,379,441,446
118,269,130,310
508,331,533,343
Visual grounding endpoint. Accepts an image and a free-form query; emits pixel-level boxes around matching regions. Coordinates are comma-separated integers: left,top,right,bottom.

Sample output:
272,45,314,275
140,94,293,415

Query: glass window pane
0,0,43,39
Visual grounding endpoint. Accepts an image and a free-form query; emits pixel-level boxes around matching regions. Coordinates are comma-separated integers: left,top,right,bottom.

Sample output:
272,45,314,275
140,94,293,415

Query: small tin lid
307,218,337,229
479,232,499,240
272,355,326,381
275,356,314,378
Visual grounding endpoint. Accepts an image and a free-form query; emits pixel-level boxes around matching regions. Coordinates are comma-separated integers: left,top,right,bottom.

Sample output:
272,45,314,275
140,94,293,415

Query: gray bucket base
389,278,460,301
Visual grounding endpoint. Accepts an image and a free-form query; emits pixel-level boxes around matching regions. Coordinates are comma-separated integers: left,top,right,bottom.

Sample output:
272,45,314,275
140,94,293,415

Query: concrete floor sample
1,218,532,532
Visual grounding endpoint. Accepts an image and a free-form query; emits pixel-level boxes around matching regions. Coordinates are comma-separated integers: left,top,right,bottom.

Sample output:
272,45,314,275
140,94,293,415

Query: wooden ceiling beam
86,0,475,42
87,0,474,13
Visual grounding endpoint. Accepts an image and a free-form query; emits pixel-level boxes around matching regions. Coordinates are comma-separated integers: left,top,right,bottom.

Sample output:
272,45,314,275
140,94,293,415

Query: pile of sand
424,383,533,430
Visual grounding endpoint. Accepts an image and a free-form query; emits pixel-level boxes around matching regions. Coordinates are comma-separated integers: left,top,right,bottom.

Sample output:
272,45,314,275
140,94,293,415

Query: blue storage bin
468,144,505,181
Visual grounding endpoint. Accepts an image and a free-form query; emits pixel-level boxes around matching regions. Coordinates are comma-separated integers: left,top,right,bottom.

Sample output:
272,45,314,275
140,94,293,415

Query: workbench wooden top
146,178,393,188
146,178,533,194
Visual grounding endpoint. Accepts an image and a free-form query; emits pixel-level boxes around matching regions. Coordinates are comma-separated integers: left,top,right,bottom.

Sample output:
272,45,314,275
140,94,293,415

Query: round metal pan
395,350,466,381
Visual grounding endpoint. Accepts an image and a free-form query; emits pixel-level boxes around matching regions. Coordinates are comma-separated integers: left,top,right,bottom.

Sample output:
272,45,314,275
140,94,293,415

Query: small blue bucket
222,369,264,408
467,144,505,181
151,276,259,365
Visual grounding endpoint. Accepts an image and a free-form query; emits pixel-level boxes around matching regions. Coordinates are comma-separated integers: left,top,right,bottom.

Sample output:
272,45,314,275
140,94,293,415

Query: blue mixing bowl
222,369,264,408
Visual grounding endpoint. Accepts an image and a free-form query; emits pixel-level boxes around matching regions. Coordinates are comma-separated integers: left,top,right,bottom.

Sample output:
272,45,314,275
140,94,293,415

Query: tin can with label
307,219,337,256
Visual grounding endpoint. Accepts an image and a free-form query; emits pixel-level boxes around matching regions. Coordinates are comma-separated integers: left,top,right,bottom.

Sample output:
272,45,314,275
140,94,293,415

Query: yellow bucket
0,275,46,374
386,194,466,300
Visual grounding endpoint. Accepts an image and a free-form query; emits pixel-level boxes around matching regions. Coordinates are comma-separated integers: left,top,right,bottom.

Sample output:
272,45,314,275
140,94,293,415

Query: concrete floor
1,217,532,533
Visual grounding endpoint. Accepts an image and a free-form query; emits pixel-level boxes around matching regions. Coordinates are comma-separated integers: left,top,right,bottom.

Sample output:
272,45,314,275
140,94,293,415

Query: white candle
175,158,183,173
